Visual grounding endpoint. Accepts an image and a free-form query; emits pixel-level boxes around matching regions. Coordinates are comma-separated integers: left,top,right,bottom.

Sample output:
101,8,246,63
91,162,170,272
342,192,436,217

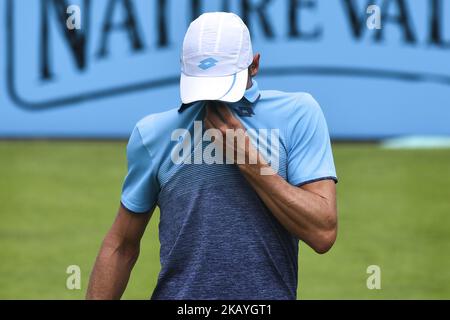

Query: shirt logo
198,58,218,70
236,106,255,117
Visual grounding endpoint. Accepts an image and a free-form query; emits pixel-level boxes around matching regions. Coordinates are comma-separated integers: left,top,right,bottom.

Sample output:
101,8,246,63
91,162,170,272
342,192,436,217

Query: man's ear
249,53,260,77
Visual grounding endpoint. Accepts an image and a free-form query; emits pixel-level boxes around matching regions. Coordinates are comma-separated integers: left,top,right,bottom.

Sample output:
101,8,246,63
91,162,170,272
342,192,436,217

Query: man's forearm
238,162,337,253
203,102,337,253
86,236,139,300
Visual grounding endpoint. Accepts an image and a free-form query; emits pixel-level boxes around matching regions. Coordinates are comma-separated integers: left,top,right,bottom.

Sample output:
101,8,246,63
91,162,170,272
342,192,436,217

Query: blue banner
1,0,450,139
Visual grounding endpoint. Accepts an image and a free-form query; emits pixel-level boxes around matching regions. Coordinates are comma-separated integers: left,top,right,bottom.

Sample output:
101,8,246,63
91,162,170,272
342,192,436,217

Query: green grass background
0,141,449,299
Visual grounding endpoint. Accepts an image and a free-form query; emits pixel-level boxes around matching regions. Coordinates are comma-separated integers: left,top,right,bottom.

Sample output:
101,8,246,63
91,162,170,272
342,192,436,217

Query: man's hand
204,102,269,172
204,102,338,254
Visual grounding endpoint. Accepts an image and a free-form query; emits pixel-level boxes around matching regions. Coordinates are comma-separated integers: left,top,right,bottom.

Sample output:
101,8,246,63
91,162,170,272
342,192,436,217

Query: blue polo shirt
121,80,337,300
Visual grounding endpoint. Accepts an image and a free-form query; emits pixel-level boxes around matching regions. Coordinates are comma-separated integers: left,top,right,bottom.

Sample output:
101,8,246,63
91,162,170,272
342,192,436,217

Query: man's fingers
215,103,240,128
204,117,214,130
204,105,212,129
205,103,226,131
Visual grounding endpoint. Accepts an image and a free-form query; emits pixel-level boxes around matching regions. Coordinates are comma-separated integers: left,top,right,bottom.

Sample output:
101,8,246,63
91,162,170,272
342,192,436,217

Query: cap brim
180,68,248,104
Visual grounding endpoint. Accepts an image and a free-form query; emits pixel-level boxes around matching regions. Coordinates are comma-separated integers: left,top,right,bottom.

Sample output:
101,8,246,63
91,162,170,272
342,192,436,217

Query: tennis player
87,12,338,300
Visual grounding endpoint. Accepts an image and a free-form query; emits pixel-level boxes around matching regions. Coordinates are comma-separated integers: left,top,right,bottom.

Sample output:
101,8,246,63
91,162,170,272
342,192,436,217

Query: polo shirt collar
178,79,260,113
242,79,260,104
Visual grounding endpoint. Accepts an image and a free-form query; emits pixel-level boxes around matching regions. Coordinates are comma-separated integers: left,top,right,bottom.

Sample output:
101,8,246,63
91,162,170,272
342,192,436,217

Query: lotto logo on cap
180,12,254,104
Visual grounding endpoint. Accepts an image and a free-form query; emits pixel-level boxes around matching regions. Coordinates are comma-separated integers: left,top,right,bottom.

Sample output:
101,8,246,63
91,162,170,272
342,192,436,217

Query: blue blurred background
2,0,450,139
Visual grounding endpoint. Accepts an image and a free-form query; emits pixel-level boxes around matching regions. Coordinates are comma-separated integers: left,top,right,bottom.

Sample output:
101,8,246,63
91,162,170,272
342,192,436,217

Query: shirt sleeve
120,126,159,213
287,94,338,187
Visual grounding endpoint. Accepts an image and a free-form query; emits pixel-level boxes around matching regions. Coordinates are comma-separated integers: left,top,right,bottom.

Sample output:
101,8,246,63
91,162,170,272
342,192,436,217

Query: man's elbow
311,215,338,254
102,234,141,265
312,228,337,254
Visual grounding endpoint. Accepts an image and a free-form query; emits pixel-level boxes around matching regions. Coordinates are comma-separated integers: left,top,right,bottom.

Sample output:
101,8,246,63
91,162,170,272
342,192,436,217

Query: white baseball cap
180,12,254,104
